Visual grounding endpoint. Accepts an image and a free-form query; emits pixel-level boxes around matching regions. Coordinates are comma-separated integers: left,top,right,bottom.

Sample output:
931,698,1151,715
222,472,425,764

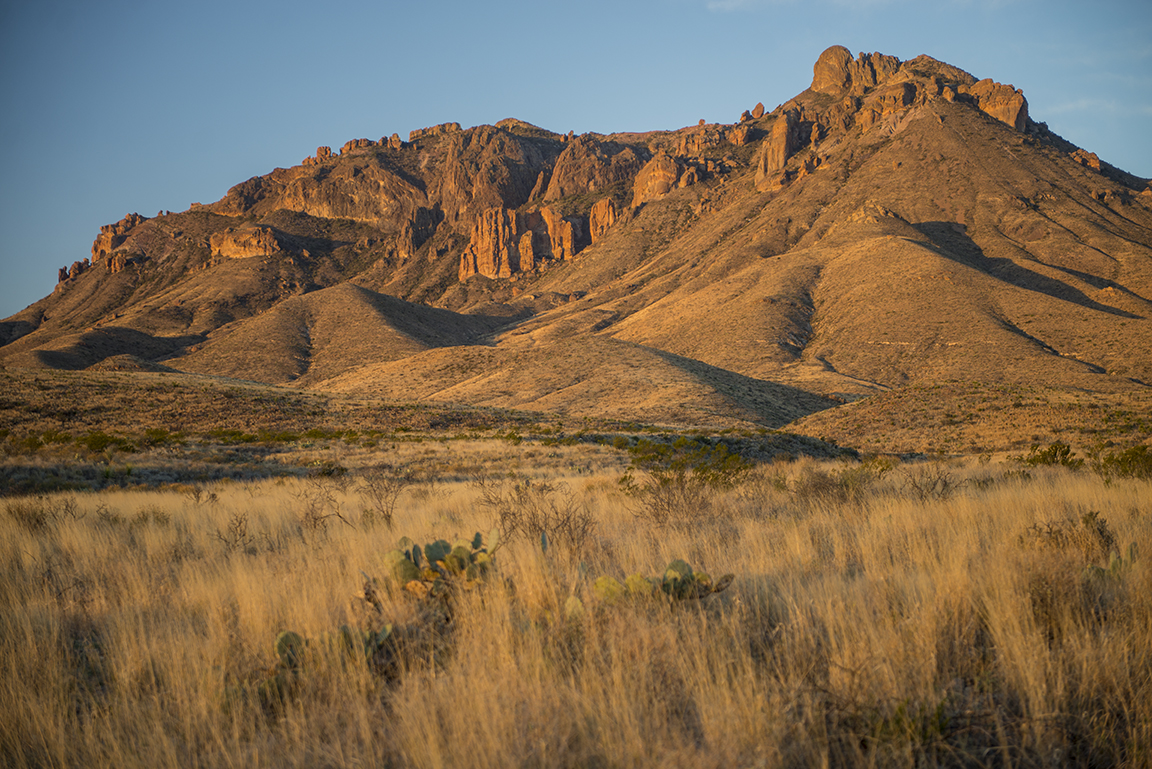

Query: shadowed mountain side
316,336,836,428
168,284,505,385
0,327,205,370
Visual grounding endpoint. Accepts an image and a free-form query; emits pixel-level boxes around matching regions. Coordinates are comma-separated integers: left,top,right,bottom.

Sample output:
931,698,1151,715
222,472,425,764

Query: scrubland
2,446,1150,769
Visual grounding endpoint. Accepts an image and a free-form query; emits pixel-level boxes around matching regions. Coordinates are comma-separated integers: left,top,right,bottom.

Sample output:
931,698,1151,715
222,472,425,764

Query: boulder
388,133,404,150
631,152,681,207
91,213,148,260
209,226,282,259
752,102,765,119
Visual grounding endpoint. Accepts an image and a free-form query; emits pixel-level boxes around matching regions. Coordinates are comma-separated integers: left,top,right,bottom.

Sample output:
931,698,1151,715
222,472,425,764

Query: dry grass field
4,44,1152,768
3,449,1150,768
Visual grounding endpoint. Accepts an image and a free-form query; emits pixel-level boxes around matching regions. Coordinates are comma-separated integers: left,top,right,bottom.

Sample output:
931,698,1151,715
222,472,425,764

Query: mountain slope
3,45,1150,434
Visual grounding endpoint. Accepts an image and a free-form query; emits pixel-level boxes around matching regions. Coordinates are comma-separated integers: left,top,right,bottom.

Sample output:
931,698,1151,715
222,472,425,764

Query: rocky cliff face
91,213,149,261
209,226,283,259
15,44,1149,402
61,46,1088,304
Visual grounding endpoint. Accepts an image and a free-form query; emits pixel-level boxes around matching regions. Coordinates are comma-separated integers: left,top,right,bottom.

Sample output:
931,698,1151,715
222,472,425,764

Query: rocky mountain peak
6,46,1149,424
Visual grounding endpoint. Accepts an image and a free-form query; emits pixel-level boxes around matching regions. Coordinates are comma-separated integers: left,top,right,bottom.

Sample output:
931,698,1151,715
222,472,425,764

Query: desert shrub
474,474,595,553
1018,510,1118,565
619,438,752,528
1015,441,1084,469
142,427,183,447
216,511,256,555
4,495,83,532
182,485,218,506
204,428,258,444
790,456,893,506
297,475,352,541
132,505,170,528
93,503,125,527
1088,444,1152,480
358,465,413,531
15,433,45,454
78,430,135,454
902,461,963,502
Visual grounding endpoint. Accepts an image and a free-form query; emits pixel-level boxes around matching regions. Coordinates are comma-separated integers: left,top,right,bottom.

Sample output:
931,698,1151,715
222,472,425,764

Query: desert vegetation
3,444,1149,768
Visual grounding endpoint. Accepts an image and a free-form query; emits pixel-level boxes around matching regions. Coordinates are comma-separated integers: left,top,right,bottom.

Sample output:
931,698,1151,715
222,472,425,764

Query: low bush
474,474,595,553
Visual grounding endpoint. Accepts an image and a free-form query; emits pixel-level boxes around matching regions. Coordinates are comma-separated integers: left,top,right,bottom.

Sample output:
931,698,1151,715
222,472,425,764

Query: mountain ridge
4,45,1151,438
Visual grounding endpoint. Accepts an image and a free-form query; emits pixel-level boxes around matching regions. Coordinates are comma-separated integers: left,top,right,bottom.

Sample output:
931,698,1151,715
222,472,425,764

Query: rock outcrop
754,110,802,191
91,213,148,261
811,46,901,97
408,123,462,142
589,198,619,243
460,208,526,279
631,153,682,208
340,138,377,154
856,81,918,131
397,206,442,259
107,251,145,274
434,125,555,228
459,203,589,279
1072,149,1102,171
303,146,334,166
539,207,585,261
56,259,89,286
677,124,728,156
543,135,644,201
209,226,282,259
963,78,1028,131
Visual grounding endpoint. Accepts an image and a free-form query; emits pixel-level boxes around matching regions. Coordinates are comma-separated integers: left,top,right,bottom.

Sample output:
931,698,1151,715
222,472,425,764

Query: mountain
3,45,1151,439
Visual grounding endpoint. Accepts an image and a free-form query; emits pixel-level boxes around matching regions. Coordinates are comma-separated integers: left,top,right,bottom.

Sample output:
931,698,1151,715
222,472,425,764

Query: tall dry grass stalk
1,461,1149,767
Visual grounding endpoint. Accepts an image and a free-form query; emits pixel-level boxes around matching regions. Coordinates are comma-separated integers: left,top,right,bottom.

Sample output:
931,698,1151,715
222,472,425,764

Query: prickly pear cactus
589,560,733,606
275,630,306,669
658,559,734,600
373,529,502,607
593,576,626,604
1085,541,1139,581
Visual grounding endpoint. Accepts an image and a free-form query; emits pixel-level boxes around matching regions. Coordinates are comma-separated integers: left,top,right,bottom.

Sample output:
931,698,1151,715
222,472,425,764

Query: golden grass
2,460,1150,768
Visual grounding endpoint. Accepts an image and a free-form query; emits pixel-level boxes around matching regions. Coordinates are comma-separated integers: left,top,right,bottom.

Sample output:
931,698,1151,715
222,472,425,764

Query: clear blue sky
2,0,1149,320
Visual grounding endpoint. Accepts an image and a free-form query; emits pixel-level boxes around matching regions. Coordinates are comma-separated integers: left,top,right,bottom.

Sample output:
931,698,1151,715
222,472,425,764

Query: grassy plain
3,446,1150,768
